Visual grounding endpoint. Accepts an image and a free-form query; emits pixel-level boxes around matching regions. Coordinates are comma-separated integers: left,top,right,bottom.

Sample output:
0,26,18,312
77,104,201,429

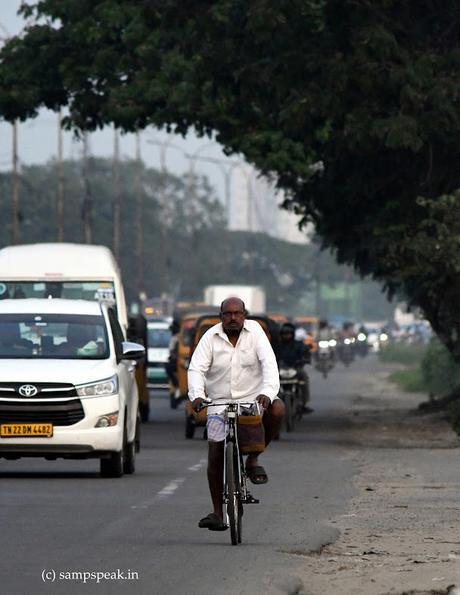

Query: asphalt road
0,355,378,595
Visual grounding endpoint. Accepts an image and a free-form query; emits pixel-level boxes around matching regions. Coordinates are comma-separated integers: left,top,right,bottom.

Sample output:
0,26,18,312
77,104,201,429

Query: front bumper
147,364,167,382
0,394,123,458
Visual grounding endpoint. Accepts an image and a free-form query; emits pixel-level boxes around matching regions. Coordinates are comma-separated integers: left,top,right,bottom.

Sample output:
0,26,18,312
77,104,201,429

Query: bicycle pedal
244,494,260,504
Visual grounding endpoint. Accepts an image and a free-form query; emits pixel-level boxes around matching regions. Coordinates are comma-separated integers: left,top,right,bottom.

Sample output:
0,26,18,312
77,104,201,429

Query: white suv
0,299,144,477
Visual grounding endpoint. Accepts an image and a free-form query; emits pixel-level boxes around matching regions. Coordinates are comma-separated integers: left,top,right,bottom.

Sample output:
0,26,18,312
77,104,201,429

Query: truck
204,285,266,314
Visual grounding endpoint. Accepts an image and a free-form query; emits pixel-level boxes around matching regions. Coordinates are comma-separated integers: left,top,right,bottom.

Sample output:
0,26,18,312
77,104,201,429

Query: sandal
246,464,268,485
198,512,228,531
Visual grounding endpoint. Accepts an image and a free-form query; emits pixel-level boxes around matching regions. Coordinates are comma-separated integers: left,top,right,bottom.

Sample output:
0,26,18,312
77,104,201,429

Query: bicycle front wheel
225,441,242,545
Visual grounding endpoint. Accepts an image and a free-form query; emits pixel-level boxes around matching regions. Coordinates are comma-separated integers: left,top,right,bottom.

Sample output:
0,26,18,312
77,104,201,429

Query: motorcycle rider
165,319,180,398
275,322,312,413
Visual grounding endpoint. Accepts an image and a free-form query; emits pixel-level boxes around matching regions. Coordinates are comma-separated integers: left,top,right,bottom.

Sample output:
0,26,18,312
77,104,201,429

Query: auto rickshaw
294,315,319,353
266,312,289,326
174,309,220,400
184,313,221,438
184,314,279,439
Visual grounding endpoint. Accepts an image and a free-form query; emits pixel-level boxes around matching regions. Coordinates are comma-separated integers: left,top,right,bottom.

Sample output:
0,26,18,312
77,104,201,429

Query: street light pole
135,132,145,297
81,132,93,244
11,121,20,244
112,128,121,260
56,110,65,241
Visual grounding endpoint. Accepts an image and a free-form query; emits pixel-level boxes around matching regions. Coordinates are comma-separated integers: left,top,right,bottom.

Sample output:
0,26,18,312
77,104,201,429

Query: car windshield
148,327,171,348
0,314,109,359
0,281,116,310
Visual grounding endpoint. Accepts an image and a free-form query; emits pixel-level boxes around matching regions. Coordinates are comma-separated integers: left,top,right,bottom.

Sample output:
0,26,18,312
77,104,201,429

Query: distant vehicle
0,243,128,330
0,298,144,477
315,339,336,378
142,296,175,319
365,324,389,352
204,285,266,314
146,321,171,388
294,316,320,338
267,312,289,325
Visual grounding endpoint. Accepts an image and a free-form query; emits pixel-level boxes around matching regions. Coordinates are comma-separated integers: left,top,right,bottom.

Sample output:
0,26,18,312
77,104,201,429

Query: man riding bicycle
188,297,283,531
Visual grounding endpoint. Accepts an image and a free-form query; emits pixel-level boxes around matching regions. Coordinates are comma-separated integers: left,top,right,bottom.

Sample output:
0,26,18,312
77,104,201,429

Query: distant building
230,163,309,244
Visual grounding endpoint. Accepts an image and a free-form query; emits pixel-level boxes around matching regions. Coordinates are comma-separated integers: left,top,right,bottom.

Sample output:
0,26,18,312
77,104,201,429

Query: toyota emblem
18,384,38,397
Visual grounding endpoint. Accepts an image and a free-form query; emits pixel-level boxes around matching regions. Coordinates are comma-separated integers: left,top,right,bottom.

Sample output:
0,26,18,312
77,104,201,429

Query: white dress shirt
188,319,280,408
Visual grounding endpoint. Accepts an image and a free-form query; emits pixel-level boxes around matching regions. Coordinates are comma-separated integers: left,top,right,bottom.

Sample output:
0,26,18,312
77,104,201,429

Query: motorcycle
356,332,369,357
278,363,304,432
315,339,336,378
338,337,355,367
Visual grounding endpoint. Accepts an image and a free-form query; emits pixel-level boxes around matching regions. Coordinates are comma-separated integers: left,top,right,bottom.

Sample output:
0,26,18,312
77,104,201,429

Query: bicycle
201,399,261,545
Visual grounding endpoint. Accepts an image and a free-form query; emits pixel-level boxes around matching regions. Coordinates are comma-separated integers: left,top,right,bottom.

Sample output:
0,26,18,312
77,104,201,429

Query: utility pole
56,110,65,241
11,121,20,244
135,132,145,297
112,128,121,260
81,132,93,244
315,247,322,317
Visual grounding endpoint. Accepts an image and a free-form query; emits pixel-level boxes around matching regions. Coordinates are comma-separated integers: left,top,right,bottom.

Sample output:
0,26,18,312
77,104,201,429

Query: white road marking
188,458,207,472
157,477,186,499
131,458,207,509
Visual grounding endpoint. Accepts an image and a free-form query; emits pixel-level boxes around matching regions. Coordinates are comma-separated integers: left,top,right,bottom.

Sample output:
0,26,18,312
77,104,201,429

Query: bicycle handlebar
194,398,263,412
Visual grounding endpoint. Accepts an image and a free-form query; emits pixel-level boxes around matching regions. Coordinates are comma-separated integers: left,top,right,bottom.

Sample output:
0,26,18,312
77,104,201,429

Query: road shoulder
297,365,460,595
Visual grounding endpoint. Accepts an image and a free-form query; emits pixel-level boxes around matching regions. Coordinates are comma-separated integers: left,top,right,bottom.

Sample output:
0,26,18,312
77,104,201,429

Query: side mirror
121,341,145,361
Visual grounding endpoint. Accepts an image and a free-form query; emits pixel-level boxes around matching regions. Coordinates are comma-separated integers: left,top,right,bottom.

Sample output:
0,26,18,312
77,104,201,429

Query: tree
1,1,459,353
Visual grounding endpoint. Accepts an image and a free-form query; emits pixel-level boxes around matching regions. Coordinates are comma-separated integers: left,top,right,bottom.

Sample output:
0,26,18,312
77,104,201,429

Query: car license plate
0,423,53,438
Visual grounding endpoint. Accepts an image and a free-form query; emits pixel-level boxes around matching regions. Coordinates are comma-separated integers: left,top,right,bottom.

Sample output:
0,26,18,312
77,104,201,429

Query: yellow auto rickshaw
184,313,221,439
294,315,319,353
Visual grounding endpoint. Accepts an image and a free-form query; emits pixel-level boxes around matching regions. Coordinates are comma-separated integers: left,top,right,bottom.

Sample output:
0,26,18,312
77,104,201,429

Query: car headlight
76,375,118,397
318,340,329,348
328,339,337,347
95,411,119,428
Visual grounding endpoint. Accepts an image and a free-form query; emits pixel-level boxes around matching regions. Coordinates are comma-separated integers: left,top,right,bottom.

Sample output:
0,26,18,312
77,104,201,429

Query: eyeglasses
221,311,245,318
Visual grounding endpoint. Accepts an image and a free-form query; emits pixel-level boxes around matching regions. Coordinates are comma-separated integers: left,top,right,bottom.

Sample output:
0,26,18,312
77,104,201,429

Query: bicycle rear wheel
284,390,295,432
225,441,242,545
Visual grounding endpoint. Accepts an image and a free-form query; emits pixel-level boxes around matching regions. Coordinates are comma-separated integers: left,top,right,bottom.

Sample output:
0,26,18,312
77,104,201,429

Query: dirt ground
296,367,460,595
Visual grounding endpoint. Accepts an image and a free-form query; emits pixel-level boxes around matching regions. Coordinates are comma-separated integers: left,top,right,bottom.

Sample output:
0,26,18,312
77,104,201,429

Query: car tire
170,391,178,409
135,412,141,453
139,401,149,423
100,450,124,478
123,440,136,475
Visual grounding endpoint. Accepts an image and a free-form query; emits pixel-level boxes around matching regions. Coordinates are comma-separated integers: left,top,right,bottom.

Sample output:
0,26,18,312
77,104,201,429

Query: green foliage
3,1,460,357
421,337,460,398
387,337,460,402
379,343,426,366
388,368,424,393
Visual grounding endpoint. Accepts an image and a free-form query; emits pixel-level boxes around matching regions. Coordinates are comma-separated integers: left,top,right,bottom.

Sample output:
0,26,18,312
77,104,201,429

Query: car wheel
123,440,136,475
100,450,124,478
170,391,178,409
139,401,149,423
135,413,141,453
